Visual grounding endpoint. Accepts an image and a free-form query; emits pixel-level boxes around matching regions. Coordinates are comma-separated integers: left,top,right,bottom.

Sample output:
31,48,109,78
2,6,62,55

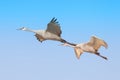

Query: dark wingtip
50,17,56,22
50,17,55,22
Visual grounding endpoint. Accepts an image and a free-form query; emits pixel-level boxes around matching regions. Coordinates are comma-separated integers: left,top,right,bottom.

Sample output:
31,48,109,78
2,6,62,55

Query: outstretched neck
23,28,36,33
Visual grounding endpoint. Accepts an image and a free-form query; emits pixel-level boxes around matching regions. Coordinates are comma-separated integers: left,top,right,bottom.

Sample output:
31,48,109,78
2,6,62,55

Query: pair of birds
18,17,108,60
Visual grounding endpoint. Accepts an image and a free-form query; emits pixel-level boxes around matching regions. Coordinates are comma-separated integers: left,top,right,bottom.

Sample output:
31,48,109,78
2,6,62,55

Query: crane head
61,43,69,46
17,27,27,31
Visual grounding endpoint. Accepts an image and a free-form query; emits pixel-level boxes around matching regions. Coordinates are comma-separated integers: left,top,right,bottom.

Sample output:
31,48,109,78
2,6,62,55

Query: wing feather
35,34,45,42
87,36,108,50
74,47,83,59
46,17,62,37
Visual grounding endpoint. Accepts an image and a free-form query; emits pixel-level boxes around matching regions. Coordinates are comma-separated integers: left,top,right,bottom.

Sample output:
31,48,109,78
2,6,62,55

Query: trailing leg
95,52,108,60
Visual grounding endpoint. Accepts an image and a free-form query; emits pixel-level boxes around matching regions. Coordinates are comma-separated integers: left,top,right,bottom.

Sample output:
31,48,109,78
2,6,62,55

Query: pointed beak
60,43,65,46
61,43,68,46
16,27,22,30
58,44,64,46
17,27,25,30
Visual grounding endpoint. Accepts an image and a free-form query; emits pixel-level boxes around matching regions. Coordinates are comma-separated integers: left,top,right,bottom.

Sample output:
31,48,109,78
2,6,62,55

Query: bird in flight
18,17,75,45
62,36,108,60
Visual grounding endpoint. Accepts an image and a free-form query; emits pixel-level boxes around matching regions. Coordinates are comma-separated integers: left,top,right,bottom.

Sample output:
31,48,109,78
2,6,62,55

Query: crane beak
16,28,22,30
57,44,64,46
16,28,20,30
61,43,69,46
16,27,25,30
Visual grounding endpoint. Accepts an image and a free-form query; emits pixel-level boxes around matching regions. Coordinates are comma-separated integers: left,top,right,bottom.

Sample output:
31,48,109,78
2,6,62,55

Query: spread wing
74,47,83,59
46,17,62,37
87,36,108,51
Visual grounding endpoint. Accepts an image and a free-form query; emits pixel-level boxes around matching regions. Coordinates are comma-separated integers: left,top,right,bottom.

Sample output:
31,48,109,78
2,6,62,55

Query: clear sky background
0,0,120,80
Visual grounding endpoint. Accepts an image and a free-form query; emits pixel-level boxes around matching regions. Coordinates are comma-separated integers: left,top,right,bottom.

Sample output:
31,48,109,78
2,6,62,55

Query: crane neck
24,28,36,33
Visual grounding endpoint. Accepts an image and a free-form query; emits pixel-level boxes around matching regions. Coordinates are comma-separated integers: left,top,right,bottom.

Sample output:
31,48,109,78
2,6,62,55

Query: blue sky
0,0,120,80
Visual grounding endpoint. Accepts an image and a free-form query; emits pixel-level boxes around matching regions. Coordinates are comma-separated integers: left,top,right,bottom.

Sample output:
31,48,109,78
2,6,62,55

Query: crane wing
35,34,45,42
46,17,62,37
74,47,83,59
87,36,108,51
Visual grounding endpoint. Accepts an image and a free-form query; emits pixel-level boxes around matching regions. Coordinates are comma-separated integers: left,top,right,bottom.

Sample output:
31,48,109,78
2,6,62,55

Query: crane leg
95,52,108,60
60,39,76,46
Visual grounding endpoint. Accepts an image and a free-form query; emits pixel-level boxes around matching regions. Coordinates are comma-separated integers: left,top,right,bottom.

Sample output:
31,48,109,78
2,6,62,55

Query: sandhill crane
62,36,108,60
18,17,75,45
